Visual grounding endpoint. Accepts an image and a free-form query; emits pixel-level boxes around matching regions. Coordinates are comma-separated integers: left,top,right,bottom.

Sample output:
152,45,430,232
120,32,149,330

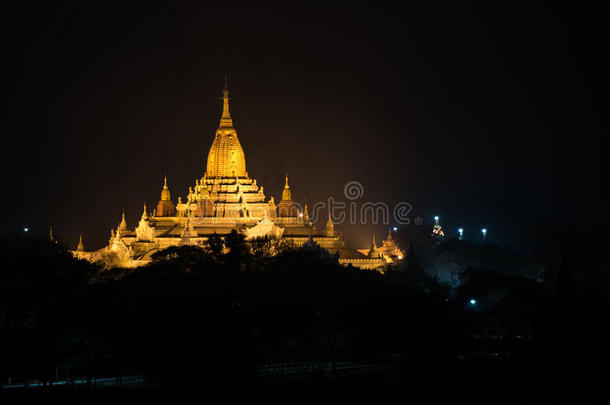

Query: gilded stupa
76,78,386,270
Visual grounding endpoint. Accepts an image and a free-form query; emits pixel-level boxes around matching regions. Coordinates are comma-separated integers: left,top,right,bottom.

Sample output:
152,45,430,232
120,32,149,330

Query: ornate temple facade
76,80,388,270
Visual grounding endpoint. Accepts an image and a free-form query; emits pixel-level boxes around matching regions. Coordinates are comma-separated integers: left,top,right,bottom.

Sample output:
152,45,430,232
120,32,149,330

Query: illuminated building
432,215,445,238
75,79,386,270
378,228,404,263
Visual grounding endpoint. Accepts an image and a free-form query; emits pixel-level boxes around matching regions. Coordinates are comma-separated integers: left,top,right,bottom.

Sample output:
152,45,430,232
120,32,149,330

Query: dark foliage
0,232,608,398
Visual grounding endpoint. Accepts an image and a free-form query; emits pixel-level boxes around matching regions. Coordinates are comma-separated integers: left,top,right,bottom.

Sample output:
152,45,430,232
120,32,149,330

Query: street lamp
481,228,487,240
458,228,463,240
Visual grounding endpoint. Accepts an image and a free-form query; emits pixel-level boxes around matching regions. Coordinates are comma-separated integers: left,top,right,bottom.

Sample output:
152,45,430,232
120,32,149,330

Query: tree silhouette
204,232,224,261
401,244,426,286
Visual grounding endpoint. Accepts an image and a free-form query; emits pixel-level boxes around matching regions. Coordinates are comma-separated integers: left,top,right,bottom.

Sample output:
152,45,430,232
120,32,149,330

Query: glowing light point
24,227,29,232
481,228,487,239
431,216,445,238
458,228,464,240
393,226,398,232
470,299,476,305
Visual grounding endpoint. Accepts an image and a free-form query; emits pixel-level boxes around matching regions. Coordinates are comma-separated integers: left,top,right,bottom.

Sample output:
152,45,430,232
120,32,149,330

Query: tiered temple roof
74,79,386,270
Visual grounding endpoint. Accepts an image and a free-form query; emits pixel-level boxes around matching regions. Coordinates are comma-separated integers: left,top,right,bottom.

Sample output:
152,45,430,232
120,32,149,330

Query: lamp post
458,228,463,241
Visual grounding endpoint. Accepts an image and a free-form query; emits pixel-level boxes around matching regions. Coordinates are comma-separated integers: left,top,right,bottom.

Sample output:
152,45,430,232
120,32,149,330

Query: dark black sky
2,1,605,251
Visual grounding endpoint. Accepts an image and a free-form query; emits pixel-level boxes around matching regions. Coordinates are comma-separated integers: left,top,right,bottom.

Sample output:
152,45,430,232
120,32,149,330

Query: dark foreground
1,235,608,403
1,351,604,404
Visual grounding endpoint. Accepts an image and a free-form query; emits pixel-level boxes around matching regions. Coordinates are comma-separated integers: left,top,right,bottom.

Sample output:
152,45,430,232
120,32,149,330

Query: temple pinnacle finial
370,234,378,251
120,209,128,230
324,209,335,236
142,202,148,220
281,174,292,201
368,234,380,258
219,74,233,128
49,225,54,242
160,176,171,201
77,234,84,252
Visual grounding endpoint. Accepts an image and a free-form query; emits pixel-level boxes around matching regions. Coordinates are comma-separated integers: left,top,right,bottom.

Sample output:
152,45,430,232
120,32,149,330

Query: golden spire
206,75,247,178
219,74,233,129
120,209,128,230
77,234,84,252
142,202,148,220
387,227,393,241
161,176,171,201
324,210,335,236
368,234,381,258
282,173,292,201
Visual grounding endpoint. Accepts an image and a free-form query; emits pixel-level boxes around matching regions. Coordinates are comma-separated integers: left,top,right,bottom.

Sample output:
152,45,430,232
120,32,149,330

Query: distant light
458,228,463,235
470,299,476,305
24,227,29,232
397,255,403,260
299,213,303,217
434,216,439,221
481,228,487,235
392,227,398,231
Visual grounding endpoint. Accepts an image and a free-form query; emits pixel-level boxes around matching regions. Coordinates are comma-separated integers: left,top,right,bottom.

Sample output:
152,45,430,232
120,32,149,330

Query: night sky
2,2,604,252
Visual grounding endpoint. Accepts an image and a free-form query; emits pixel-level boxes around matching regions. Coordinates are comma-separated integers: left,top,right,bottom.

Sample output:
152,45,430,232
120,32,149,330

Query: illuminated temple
76,79,389,270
